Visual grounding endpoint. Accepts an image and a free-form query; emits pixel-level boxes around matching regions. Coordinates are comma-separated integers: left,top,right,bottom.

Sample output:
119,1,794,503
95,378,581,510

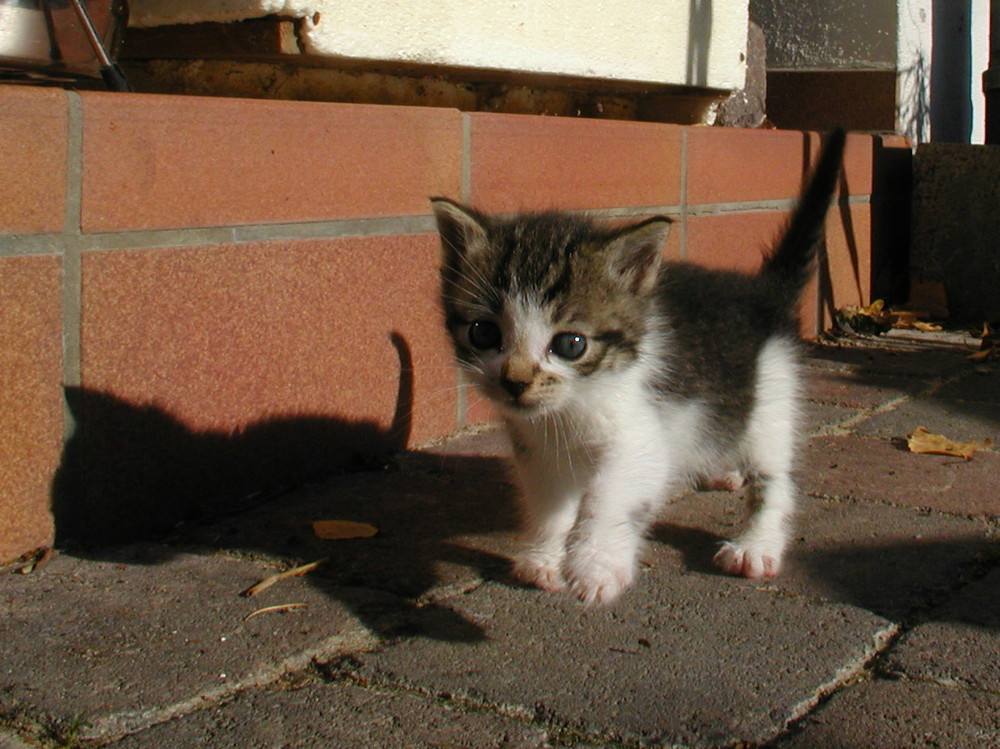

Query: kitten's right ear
604,216,671,295
430,198,489,260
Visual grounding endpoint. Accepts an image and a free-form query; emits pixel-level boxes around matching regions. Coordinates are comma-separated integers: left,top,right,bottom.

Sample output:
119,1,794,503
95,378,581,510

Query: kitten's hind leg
714,336,799,579
713,472,794,578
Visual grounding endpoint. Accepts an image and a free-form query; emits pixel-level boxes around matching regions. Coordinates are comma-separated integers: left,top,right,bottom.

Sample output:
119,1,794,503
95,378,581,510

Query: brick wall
0,84,885,561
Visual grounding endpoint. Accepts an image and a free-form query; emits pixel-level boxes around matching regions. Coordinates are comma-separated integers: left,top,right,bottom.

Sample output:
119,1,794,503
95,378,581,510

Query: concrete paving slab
803,368,929,409
802,434,1000,515
345,578,894,748
0,729,33,749
173,452,520,603
935,366,1000,404
851,396,1000,443
885,566,1000,693
775,678,1000,748
656,491,996,623
109,672,560,749
0,547,386,742
800,400,859,436
804,342,967,379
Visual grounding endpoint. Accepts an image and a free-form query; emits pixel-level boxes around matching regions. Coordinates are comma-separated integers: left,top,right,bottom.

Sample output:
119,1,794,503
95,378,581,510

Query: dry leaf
907,427,993,461
241,558,326,597
15,547,54,575
889,309,943,331
969,321,998,361
243,603,308,621
835,300,894,335
312,520,378,540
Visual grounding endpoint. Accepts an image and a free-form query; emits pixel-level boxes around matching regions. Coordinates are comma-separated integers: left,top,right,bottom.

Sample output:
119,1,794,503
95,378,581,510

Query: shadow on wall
687,0,713,87
48,332,518,642
51,332,416,547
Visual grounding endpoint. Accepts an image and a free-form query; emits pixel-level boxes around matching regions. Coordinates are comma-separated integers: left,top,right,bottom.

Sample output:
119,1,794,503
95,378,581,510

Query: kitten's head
432,199,671,417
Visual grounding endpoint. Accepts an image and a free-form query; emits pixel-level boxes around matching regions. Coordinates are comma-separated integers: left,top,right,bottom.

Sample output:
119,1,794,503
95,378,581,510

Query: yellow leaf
912,321,943,332
312,520,378,540
241,558,326,597
907,427,993,461
244,603,308,621
968,348,995,361
858,299,885,316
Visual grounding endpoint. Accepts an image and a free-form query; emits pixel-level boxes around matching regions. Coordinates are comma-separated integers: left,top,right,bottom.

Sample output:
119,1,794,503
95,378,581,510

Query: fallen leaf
907,427,993,461
968,321,998,361
241,558,326,597
312,520,378,540
888,309,943,331
835,300,893,335
15,547,54,575
243,603,308,622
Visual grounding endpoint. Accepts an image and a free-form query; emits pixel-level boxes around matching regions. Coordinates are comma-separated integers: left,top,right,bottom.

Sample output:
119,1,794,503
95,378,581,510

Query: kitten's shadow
649,522,728,575
48,332,514,643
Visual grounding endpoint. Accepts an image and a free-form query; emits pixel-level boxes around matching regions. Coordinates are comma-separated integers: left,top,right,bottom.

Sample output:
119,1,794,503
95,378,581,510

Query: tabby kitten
433,129,845,605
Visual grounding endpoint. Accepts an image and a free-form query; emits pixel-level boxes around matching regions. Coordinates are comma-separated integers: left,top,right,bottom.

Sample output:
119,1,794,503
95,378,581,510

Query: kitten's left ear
430,198,489,261
604,217,672,295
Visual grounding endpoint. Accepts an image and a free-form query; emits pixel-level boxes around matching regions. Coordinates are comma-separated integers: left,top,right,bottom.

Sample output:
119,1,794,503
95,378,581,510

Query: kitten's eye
550,332,587,360
467,320,502,350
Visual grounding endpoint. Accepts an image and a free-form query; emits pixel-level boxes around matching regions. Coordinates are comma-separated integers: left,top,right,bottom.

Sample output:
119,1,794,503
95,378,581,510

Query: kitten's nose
500,377,529,399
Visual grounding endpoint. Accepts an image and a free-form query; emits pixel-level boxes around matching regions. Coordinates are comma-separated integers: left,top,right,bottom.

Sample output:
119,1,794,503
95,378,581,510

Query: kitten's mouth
499,394,552,417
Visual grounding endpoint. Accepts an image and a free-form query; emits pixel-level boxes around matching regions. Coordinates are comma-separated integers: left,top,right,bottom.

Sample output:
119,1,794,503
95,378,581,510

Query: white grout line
0,196,871,259
61,91,84,400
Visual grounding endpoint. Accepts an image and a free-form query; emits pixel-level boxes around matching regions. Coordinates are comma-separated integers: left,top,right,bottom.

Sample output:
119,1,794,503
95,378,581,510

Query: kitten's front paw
699,471,746,492
512,553,565,592
713,541,781,579
562,549,635,606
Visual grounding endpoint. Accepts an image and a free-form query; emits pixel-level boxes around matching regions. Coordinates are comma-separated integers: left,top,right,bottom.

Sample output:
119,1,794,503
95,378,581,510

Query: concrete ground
2,334,998,748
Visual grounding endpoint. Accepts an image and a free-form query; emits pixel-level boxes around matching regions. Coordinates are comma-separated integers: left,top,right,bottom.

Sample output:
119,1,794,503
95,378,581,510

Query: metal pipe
67,0,131,91
985,0,1000,142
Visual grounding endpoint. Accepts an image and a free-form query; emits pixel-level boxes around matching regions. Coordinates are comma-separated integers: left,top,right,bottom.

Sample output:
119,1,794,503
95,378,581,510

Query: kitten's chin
495,396,564,419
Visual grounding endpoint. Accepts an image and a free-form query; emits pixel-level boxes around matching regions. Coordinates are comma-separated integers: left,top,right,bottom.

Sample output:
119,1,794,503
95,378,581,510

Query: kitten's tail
761,127,846,293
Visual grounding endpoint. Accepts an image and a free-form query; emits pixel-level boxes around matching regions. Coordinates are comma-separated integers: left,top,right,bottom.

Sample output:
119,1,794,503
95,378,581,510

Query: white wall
129,0,751,91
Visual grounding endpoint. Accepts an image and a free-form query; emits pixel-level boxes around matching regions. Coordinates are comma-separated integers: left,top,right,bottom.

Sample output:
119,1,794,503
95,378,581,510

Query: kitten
432,128,845,605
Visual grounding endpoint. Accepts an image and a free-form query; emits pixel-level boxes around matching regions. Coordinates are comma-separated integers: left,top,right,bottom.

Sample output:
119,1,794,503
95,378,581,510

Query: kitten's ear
430,198,489,260
604,217,671,294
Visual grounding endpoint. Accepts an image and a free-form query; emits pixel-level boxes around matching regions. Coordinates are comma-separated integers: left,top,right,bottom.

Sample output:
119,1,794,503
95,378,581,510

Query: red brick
80,234,457,444
686,127,809,205
80,93,463,231
0,255,63,562
820,202,873,330
842,133,874,196
0,86,68,235
469,113,682,212
685,210,791,273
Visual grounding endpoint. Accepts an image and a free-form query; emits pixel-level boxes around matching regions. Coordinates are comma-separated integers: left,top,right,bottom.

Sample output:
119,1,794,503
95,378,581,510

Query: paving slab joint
78,630,380,744
320,655,639,748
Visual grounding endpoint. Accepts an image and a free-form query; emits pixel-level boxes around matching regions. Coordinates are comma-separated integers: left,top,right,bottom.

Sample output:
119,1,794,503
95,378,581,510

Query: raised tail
761,127,846,291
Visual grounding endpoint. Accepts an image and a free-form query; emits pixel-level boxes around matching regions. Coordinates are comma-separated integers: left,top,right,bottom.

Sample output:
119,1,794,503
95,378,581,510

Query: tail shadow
50,332,513,642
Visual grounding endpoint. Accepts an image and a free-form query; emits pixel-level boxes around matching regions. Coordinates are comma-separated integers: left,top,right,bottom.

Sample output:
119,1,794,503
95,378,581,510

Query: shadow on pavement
49,333,517,642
